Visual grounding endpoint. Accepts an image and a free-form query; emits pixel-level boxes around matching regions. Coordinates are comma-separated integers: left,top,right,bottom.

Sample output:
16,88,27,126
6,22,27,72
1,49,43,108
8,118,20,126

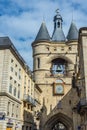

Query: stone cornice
33,52,78,57
0,92,22,104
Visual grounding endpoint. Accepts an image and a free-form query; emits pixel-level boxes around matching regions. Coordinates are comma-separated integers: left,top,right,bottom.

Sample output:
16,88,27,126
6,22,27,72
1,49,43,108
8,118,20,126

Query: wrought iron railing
23,94,36,106
79,98,87,106
77,98,87,113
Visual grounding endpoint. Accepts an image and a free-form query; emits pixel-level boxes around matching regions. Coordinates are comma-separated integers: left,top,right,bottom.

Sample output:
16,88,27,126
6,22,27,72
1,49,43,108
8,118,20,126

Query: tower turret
34,22,50,43
67,21,78,41
52,9,66,42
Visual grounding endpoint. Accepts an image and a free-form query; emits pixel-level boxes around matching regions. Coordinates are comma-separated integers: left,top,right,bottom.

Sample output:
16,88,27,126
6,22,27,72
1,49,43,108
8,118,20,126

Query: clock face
53,84,64,95
56,85,63,94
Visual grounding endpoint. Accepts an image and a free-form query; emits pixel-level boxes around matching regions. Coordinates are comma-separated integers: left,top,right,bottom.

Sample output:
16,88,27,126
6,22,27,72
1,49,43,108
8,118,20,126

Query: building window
69,46,72,51
37,58,40,68
28,80,30,88
30,126,31,130
18,85,20,99
53,122,66,130
12,104,14,117
31,106,33,111
14,80,16,84
14,87,16,96
18,68,21,79
54,47,57,51
58,21,60,28
19,75,21,80
15,72,17,76
61,47,64,51
11,67,13,72
46,46,49,51
18,90,20,98
24,76,26,85
7,102,10,116
16,105,19,118
51,58,67,75
9,84,12,94
10,76,12,80
24,86,26,94
22,126,24,130
23,102,26,107
27,104,30,109
15,64,17,67
26,126,28,130
11,59,14,63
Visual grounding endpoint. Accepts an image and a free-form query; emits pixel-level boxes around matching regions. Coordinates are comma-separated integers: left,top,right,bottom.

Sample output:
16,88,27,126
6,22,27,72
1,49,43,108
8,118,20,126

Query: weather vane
56,8,59,14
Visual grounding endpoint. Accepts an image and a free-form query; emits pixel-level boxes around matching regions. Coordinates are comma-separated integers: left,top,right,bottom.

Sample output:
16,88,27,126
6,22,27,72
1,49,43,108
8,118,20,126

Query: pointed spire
34,22,50,42
67,21,78,41
52,9,66,42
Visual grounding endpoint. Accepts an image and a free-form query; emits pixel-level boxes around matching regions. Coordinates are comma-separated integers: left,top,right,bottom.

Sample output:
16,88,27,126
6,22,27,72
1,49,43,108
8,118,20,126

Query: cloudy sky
0,0,87,70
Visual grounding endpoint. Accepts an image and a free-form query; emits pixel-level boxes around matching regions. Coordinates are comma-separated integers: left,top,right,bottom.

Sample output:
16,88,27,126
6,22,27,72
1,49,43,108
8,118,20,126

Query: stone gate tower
32,10,79,130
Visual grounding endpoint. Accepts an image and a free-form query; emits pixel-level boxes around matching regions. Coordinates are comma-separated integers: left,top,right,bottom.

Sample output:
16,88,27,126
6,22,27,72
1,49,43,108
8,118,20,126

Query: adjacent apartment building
0,37,37,130
76,27,87,130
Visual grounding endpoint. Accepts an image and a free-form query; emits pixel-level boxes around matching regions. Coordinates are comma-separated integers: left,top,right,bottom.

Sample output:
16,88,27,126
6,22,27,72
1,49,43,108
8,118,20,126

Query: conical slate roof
67,21,78,41
35,22,50,42
52,28,66,42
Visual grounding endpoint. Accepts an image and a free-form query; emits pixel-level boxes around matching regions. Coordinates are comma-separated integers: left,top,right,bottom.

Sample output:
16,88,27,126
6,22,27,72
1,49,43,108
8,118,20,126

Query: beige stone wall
82,36,87,99
76,28,87,130
0,47,35,130
0,49,10,92
0,49,22,130
78,29,87,99
33,41,78,115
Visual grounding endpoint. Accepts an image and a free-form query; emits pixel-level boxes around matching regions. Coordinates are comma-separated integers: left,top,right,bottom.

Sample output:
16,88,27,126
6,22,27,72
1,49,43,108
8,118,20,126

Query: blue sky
0,0,87,70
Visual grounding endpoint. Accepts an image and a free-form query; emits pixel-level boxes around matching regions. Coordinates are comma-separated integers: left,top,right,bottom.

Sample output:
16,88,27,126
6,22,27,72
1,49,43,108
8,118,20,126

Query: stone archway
44,113,73,130
47,55,74,64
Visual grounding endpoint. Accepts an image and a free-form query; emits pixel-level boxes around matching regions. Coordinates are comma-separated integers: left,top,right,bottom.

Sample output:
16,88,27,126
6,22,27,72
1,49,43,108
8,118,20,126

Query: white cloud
0,0,87,70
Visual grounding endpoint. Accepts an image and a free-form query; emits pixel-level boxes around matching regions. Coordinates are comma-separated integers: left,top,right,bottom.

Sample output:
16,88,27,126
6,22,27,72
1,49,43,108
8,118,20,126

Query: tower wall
32,10,79,130
32,41,78,114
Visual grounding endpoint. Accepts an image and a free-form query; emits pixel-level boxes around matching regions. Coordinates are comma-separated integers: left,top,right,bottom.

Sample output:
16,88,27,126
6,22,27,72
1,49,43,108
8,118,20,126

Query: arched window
51,58,67,74
52,122,67,130
58,21,60,28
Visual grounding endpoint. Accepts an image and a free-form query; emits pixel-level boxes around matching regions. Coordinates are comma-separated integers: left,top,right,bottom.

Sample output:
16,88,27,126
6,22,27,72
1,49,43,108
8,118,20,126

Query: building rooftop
52,28,66,42
34,22,50,42
52,9,66,42
67,21,78,41
0,36,32,76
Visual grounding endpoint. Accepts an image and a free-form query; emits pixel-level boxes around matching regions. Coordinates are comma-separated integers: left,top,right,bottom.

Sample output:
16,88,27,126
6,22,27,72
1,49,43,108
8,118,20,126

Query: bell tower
54,9,63,29
32,9,78,130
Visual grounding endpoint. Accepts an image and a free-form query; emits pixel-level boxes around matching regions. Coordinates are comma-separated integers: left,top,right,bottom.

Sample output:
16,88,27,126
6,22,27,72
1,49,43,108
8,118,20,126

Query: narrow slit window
37,58,40,68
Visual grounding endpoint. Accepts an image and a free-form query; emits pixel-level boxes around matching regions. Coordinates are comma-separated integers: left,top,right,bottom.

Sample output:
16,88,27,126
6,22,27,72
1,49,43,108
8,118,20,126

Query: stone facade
0,37,36,130
32,40,80,130
76,27,87,130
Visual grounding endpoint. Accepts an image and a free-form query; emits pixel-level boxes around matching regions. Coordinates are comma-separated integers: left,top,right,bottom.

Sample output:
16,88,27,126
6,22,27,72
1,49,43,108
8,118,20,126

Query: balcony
23,94,36,106
77,98,87,114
